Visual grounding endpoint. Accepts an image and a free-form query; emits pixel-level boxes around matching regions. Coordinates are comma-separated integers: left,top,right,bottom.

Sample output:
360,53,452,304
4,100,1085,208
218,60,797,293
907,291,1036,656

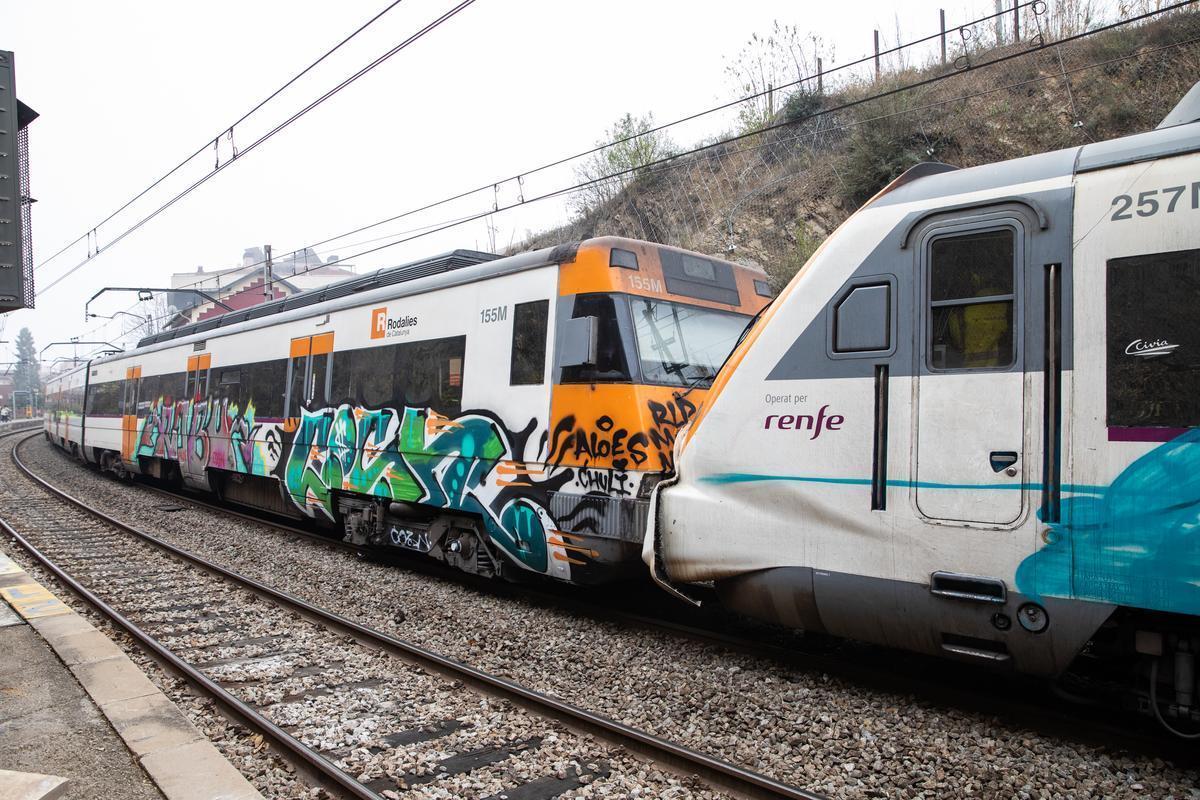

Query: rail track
0,427,826,800
94,437,1196,764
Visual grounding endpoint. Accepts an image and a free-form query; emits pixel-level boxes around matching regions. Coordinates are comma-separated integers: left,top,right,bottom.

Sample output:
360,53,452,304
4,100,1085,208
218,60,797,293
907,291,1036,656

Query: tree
724,22,831,133
571,112,675,215
13,327,39,412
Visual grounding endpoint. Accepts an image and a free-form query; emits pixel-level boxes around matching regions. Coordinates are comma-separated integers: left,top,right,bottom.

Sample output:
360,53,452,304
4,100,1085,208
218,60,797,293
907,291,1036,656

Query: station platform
0,547,263,800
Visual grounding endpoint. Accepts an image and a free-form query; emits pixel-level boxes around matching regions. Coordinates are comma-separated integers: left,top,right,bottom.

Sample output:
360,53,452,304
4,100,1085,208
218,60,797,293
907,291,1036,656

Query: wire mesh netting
18,124,34,309
514,2,1200,289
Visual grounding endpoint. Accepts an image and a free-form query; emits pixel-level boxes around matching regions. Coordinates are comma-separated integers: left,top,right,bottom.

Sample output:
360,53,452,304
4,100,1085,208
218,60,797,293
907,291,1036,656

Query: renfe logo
371,306,418,339
1125,338,1179,359
764,404,844,440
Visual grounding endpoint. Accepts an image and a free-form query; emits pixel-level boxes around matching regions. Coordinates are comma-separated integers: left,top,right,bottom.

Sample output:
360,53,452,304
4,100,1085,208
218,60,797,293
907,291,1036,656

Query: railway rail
0,427,825,800
95,438,1196,764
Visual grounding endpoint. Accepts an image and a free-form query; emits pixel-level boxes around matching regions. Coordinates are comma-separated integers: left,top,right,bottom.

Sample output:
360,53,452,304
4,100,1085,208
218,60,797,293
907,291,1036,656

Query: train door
121,365,141,463
285,333,334,422
914,217,1026,525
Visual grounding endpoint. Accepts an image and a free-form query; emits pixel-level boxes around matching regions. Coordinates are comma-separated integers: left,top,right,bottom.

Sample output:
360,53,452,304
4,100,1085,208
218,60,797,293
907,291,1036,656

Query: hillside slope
520,9,1200,288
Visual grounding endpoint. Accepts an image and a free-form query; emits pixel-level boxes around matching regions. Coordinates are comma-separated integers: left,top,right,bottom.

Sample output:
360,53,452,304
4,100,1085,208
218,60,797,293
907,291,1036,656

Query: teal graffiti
137,396,269,476
285,405,423,517
284,404,549,573
1016,429,1200,615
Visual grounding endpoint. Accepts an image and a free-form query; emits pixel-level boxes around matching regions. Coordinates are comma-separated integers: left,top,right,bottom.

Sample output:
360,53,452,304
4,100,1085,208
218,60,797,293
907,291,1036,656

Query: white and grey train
645,82,1200,729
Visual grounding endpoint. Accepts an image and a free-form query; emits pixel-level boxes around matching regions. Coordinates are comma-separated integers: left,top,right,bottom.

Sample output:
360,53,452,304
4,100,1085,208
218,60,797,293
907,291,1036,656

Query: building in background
165,247,354,328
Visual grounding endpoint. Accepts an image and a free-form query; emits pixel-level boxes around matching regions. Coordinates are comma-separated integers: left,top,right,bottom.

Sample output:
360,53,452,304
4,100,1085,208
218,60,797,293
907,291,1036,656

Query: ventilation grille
17,123,33,309
548,492,649,543
137,249,500,348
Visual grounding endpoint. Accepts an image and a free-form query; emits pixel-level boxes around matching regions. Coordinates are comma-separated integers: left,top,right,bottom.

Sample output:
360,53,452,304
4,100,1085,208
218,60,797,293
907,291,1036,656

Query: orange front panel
311,332,335,355
557,237,771,315
547,383,705,474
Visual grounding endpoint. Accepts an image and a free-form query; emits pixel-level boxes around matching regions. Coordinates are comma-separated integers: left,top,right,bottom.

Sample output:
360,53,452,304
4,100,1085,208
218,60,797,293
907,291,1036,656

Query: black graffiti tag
646,395,698,474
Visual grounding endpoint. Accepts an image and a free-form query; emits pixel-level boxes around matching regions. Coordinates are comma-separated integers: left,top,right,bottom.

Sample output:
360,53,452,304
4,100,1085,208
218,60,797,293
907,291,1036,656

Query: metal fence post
874,29,881,80
1013,0,1020,42
817,57,823,94
940,9,947,63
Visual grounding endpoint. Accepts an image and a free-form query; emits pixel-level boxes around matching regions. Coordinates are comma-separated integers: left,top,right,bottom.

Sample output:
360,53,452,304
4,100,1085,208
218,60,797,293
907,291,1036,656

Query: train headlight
1017,602,1049,633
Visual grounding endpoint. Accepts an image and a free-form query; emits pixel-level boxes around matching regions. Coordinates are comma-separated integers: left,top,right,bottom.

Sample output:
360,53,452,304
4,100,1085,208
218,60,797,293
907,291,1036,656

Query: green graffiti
284,404,548,573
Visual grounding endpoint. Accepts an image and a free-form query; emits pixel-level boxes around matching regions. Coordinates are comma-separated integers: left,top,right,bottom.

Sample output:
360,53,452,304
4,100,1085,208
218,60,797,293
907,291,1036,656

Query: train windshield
629,297,750,388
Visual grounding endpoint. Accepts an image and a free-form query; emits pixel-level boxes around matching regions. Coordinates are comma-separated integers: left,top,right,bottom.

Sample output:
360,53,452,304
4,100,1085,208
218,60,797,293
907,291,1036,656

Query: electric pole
263,244,273,301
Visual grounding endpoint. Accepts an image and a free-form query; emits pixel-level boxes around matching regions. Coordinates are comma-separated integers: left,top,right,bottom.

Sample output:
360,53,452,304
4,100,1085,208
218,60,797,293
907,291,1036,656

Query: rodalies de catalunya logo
371,307,419,339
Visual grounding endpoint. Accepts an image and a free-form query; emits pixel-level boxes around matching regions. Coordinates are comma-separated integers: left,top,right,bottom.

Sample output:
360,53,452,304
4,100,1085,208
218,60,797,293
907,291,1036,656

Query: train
44,237,770,584
643,81,1200,731
45,81,1200,731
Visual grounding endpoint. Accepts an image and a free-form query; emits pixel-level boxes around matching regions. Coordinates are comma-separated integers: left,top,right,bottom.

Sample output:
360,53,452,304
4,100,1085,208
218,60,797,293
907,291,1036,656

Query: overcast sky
2,0,994,365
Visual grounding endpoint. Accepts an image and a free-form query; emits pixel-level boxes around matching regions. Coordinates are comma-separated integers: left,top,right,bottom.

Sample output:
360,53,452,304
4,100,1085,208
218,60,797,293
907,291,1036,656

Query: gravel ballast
19,435,1200,799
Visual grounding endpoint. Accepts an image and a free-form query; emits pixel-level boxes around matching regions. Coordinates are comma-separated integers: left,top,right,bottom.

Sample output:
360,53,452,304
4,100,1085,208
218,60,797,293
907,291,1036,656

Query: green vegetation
571,112,675,216
522,7,1199,290
14,327,39,411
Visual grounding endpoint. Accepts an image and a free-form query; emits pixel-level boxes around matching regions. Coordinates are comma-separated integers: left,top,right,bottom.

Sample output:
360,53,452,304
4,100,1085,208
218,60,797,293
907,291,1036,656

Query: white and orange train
46,237,770,584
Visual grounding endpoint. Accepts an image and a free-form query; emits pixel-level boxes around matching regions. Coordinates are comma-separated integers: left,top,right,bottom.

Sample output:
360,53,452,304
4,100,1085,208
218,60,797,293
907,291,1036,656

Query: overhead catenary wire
34,0,409,274
37,0,479,298
201,0,1200,304
167,0,1053,285
164,0,1193,304
77,0,1196,348
41,0,1038,299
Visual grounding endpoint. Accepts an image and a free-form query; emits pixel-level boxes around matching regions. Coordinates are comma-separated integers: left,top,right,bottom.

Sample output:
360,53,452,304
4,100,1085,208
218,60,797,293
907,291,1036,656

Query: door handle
989,451,1019,474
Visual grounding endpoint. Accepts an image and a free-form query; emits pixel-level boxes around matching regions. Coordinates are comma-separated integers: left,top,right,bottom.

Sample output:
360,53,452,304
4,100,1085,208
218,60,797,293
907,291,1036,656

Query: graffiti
550,414,648,470
646,394,697,473
574,466,634,496
1016,428,1200,615
136,397,280,477
282,403,570,574
389,525,431,552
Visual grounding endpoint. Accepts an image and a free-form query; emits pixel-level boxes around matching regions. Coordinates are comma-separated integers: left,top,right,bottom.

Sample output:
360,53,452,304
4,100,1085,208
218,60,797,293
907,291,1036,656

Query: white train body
647,85,1200,679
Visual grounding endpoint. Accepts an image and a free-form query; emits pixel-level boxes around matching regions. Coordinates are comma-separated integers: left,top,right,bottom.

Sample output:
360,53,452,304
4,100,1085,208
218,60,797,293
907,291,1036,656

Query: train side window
217,369,242,407
309,353,329,406
397,336,466,415
510,300,549,385
927,228,1016,370
1106,248,1200,428
122,376,137,414
560,294,633,383
240,360,286,417
197,367,210,399
832,282,892,353
286,356,307,416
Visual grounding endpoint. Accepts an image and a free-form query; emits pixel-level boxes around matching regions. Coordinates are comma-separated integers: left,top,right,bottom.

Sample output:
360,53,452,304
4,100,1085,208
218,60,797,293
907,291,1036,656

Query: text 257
1111,182,1200,221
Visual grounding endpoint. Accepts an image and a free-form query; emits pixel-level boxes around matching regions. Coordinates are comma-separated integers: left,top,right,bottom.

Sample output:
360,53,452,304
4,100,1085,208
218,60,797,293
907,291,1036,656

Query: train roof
874,80,1200,209
138,247,504,348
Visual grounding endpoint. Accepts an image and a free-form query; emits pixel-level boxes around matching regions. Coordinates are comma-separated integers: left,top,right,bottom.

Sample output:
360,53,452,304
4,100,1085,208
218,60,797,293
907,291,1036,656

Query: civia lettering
371,307,419,339
764,404,844,440
1125,338,1179,359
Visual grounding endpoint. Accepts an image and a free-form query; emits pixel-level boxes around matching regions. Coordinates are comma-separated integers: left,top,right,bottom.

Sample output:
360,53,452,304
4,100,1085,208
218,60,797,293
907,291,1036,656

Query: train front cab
647,107,1200,685
536,238,772,582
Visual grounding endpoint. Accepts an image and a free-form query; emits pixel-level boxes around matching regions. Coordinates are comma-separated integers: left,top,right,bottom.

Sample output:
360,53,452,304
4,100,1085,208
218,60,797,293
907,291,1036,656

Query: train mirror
559,315,599,369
